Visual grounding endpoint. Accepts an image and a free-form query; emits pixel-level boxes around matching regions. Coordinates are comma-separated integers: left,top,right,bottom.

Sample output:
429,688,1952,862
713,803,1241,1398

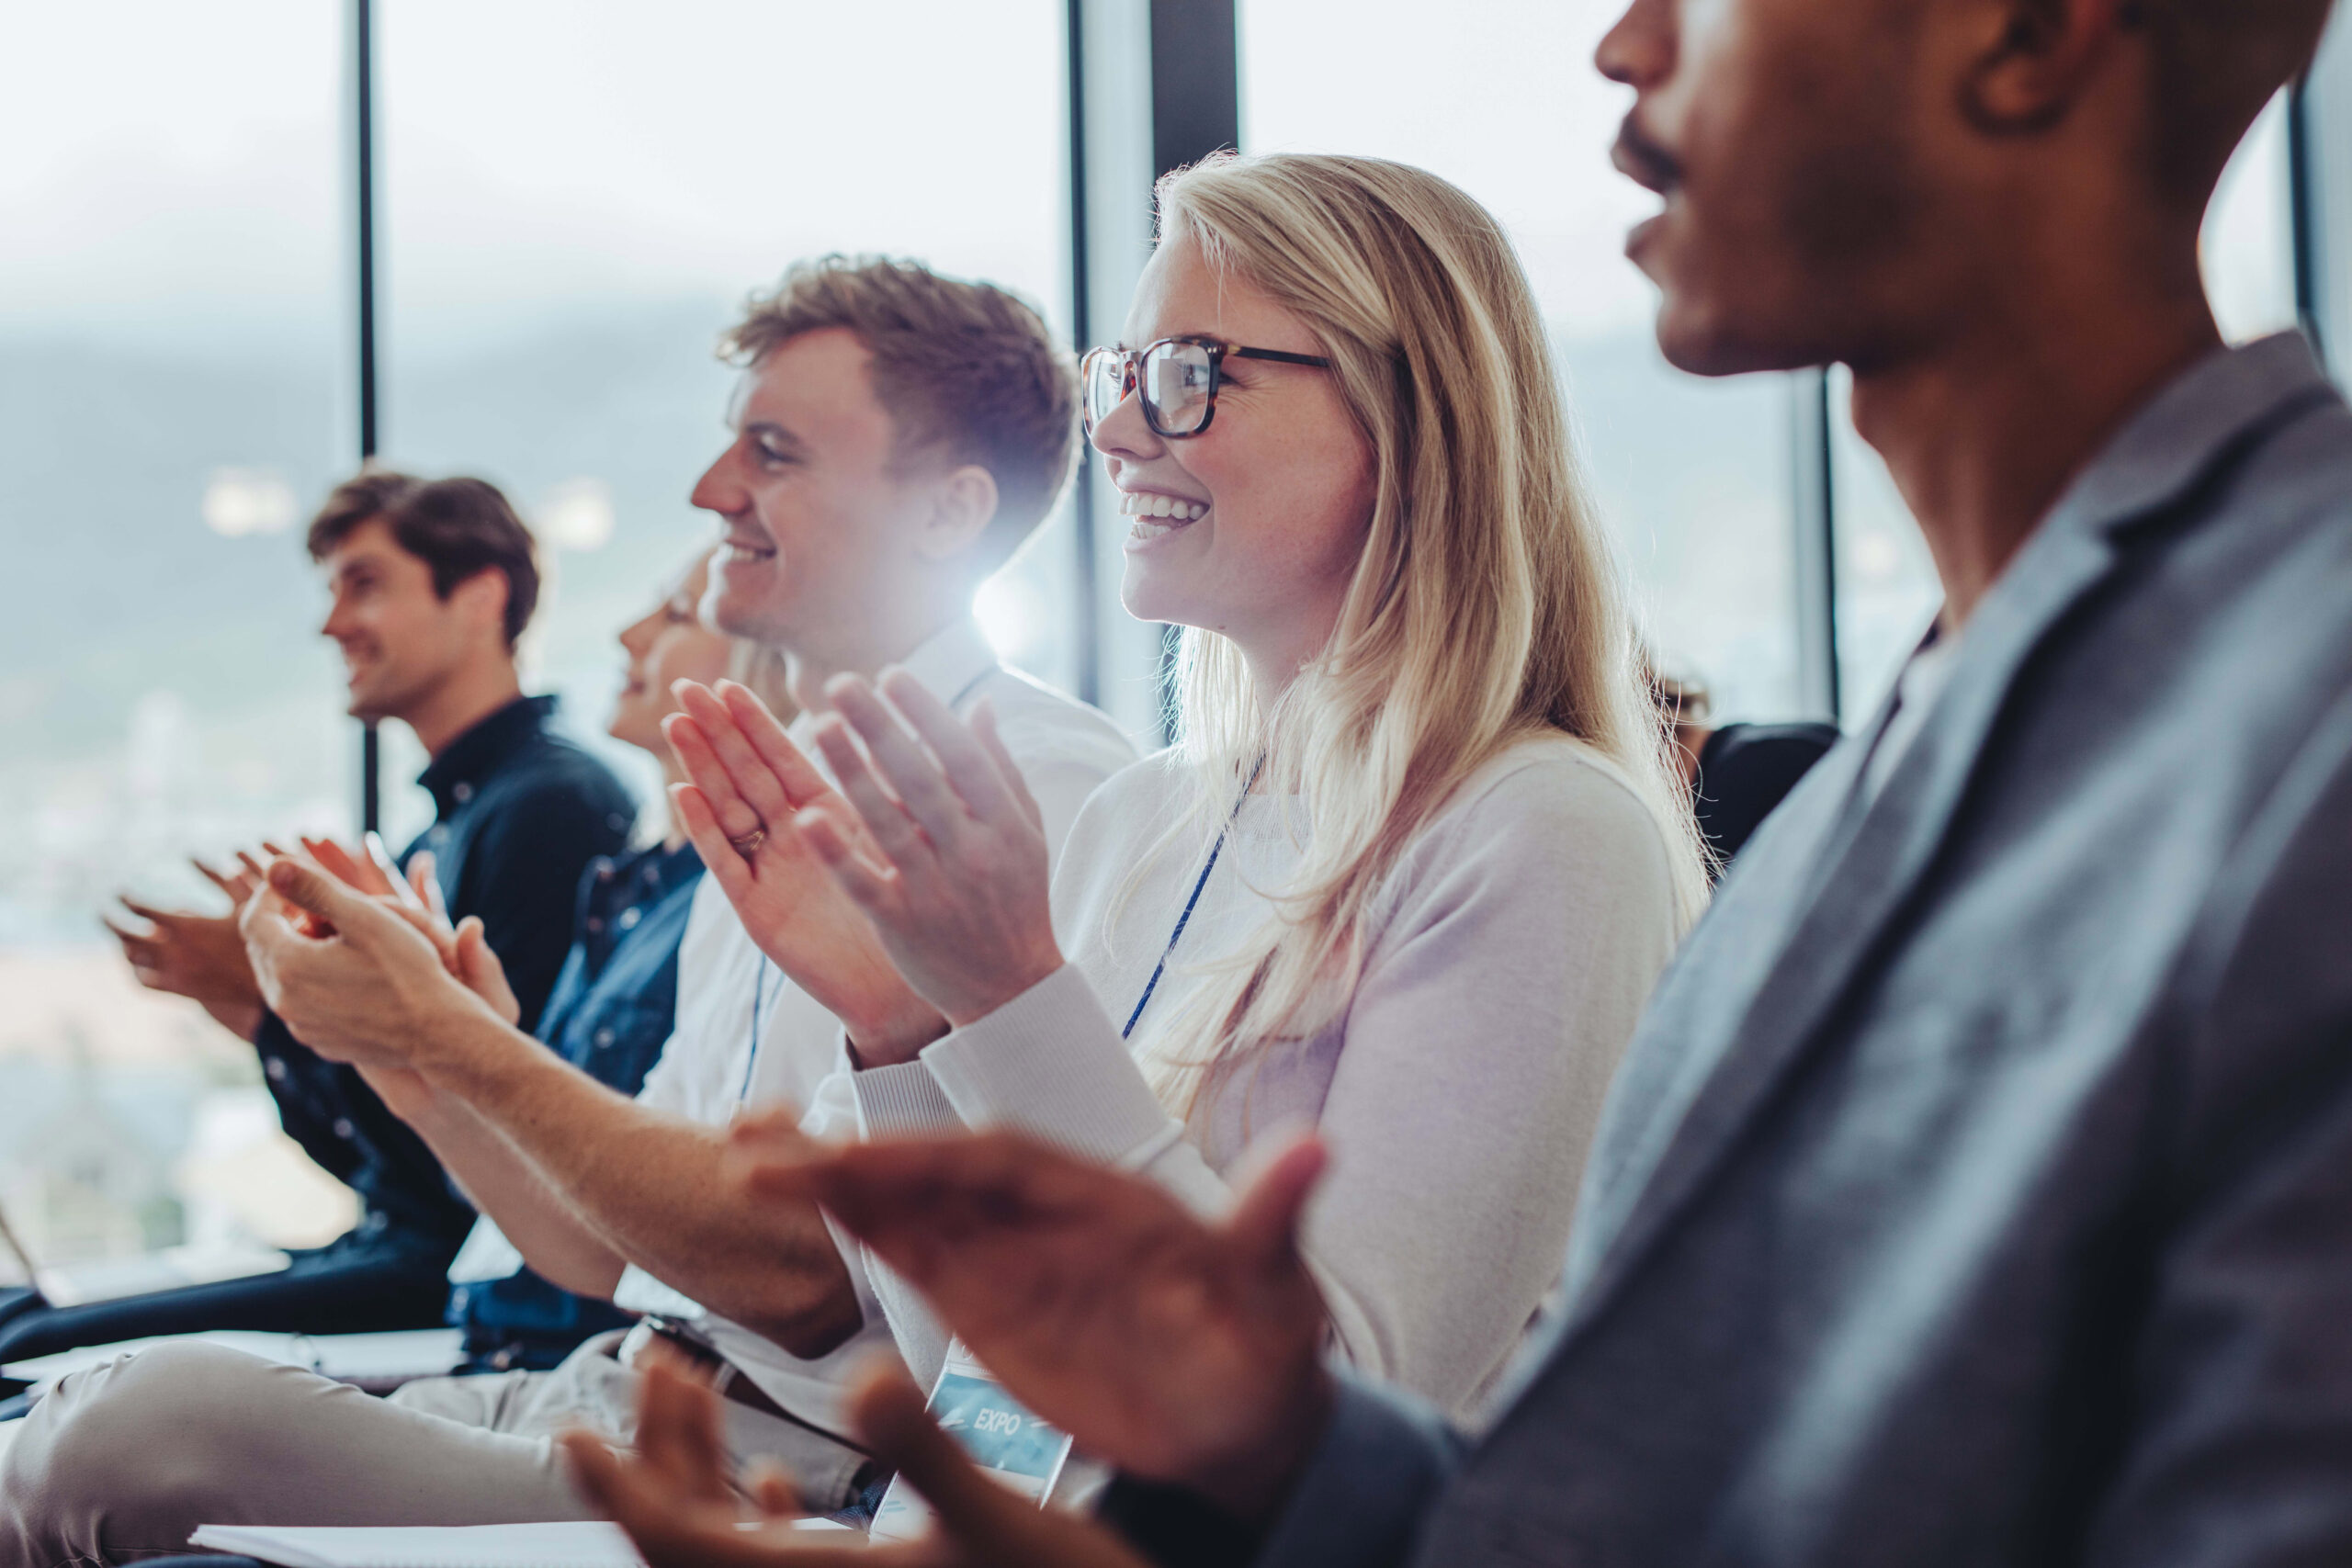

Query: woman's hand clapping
796,671,1065,1030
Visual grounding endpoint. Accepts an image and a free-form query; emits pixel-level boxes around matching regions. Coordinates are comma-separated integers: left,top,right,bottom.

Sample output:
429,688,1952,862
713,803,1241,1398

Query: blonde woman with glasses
668,152,1710,1423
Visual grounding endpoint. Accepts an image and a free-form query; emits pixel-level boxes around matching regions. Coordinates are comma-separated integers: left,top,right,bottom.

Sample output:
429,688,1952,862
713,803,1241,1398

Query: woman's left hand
795,672,1064,1029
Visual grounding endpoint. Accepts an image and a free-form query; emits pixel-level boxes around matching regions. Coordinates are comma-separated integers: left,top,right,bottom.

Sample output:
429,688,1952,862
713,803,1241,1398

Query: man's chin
344,676,397,724
706,578,789,646
1652,295,1826,380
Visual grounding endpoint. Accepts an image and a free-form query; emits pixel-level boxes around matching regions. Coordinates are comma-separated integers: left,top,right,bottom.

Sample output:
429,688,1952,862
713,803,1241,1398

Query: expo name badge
868,1340,1076,1541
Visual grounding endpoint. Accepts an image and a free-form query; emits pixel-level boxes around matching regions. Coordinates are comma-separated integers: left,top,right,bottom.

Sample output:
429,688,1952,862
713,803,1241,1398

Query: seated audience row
3,148,1715,1555
11,0,2347,1562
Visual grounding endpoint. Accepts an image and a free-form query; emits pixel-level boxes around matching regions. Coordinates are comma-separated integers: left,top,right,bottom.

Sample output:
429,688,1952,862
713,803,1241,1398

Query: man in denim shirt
447,840,702,1371
447,553,792,1373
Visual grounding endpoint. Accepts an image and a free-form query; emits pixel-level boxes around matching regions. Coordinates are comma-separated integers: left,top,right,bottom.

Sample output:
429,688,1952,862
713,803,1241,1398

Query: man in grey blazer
562,0,2352,1564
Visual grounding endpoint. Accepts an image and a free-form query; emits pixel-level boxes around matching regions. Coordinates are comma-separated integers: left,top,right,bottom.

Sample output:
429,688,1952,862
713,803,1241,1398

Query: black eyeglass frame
1081,333,1335,440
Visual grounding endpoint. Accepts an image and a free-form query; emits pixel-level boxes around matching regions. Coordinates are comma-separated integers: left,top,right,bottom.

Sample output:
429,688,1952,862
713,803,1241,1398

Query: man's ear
912,464,1001,565
1959,0,2136,133
447,568,513,648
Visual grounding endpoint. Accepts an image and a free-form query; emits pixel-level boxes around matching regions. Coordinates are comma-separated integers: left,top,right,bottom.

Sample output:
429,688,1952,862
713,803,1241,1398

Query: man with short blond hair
0,256,1135,1564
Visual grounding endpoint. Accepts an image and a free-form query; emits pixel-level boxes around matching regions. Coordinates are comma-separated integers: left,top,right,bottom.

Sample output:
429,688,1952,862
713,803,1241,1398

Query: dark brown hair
721,255,1080,573
307,470,541,648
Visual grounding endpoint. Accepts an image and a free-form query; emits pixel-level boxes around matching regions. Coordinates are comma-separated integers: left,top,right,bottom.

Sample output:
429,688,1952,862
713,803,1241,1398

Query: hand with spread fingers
737,1128,1338,1529
663,678,948,1065
239,853,505,1079
793,671,1065,1030
563,1352,1154,1568
104,851,282,1042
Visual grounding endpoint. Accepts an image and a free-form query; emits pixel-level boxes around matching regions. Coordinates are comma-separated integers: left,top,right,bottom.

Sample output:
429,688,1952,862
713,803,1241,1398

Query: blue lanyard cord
1122,757,1267,1042
744,957,781,1101
738,660,1001,1104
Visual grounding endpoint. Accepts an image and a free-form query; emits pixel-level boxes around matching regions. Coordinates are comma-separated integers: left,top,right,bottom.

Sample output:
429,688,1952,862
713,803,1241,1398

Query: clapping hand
300,837,520,1026
663,679,948,1065
240,853,504,1083
792,672,1064,1029
104,849,281,1041
562,1349,1154,1568
737,1128,1339,1528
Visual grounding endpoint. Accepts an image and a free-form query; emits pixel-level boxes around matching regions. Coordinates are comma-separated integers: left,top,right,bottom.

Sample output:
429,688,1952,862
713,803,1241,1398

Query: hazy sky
0,0,2300,355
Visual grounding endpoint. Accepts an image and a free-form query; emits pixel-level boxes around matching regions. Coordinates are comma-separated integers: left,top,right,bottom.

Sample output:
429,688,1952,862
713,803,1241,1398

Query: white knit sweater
851,734,1683,1418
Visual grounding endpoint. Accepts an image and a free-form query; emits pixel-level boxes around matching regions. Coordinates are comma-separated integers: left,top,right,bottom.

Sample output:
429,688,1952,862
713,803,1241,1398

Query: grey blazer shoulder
1253,335,2352,1568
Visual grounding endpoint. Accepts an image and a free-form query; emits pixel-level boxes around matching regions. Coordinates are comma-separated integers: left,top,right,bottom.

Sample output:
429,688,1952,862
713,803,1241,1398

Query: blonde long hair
1131,152,1711,1114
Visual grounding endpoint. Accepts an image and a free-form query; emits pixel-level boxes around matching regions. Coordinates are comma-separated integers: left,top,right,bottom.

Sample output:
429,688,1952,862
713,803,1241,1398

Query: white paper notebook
187,1518,853,1568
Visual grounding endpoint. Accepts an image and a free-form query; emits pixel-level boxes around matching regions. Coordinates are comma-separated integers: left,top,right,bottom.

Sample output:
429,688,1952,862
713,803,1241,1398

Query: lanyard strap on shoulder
1122,756,1266,1041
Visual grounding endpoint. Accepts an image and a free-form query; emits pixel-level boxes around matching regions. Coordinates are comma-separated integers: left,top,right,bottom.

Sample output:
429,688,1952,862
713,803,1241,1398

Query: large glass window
0,3,359,1267
1828,377,1941,721
1239,0,1803,721
377,0,1074,832
2204,93,2301,345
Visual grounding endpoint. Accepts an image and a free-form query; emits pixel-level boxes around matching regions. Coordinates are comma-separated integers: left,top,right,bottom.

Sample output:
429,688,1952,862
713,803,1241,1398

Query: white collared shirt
606,616,1137,1429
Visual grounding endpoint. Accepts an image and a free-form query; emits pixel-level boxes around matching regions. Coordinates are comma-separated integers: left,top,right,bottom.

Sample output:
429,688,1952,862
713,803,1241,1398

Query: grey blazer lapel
1552,517,2120,1345
1560,718,1883,1297
1547,333,2341,1357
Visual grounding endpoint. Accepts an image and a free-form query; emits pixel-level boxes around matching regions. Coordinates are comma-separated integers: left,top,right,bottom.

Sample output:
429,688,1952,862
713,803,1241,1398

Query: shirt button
586,917,604,934
333,1118,356,1141
616,907,642,931
453,782,475,804
595,861,616,883
606,812,629,831
265,1057,288,1083
593,1028,616,1049
427,824,450,843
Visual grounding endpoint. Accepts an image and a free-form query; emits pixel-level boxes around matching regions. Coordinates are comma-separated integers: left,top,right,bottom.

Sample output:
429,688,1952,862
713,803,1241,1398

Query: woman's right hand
664,679,949,1066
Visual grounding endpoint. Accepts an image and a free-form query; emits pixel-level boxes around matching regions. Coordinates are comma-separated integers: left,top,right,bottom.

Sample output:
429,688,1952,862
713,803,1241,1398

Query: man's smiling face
316,516,479,723
688,326,932,659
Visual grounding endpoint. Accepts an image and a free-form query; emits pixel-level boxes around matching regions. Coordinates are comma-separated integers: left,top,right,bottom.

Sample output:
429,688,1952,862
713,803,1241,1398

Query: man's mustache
1611,115,1684,195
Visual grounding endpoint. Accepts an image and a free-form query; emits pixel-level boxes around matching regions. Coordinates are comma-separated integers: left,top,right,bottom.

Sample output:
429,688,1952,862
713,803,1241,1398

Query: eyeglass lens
1086,342,1216,436
1142,342,1214,434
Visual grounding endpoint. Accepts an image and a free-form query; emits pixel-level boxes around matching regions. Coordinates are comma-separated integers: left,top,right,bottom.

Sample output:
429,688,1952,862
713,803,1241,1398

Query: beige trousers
0,1334,867,1568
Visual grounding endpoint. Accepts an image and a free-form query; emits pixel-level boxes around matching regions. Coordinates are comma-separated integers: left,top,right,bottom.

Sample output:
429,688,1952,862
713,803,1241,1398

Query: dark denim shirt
256,695,638,1264
448,838,704,1369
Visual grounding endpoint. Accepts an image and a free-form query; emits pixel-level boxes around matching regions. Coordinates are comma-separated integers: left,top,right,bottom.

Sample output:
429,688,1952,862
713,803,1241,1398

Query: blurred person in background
1646,660,1839,873
35,472,635,1363
443,547,794,1376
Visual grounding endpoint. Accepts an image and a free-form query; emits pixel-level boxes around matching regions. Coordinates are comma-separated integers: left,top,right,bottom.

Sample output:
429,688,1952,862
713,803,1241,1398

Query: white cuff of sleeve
852,1055,965,1137
917,962,1180,1168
